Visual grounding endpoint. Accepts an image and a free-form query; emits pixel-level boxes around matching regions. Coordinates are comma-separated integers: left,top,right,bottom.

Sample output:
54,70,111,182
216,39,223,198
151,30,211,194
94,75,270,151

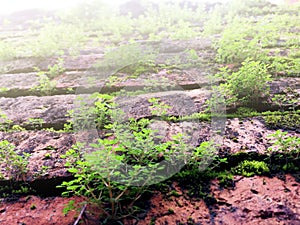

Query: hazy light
0,0,231,14
0,0,84,15
0,0,285,16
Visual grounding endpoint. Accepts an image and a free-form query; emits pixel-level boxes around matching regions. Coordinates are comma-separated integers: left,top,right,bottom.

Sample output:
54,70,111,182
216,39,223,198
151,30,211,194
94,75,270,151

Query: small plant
167,208,175,214
0,113,25,132
94,94,115,129
34,165,51,178
72,93,115,131
264,113,300,130
189,141,220,170
58,141,147,221
185,49,201,65
62,110,75,132
268,130,300,155
215,18,261,64
202,5,223,35
31,70,56,96
282,162,299,172
10,125,25,131
59,126,191,221
63,200,76,216
148,97,171,118
47,58,66,79
0,111,13,132
0,140,30,180
63,121,74,132
12,185,30,194
236,107,258,117
168,20,198,40
94,42,158,77
30,23,85,57
233,160,270,177
215,171,234,188
30,60,66,95
168,190,181,197
271,88,299,111
44,153,51,159
25,118,44,130
30,204,37,210
215,13,282,64
58,92,199,221
268,56,296,76
215,58,272,106
0,87,8,94
0,40,16,61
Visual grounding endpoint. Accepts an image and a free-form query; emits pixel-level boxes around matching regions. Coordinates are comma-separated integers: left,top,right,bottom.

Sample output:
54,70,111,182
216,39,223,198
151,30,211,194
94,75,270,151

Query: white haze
0,0,286,15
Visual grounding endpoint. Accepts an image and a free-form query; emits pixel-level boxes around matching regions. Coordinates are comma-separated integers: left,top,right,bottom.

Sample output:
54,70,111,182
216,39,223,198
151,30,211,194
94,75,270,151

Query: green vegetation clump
58,124,190,221
0,111,13,132
31,73,57,96
271,89,299,111
0,140,30,180
25,118,44,130
233,160,270,177
30,59,66,96
0,40,16,61
268,130,300,155
268,56,300,77
70,93,115,131
94,43,158,79
215,8,300,64
215,18,264,64
215,59,272,107
58,93,203,221
46,58,66,79
264,113,300,130
30,23,85,57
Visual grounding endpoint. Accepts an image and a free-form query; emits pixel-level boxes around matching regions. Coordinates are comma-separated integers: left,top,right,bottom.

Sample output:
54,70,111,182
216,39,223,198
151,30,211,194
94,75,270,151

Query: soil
125,174,300,225
0,196,87,225
1,174,300,225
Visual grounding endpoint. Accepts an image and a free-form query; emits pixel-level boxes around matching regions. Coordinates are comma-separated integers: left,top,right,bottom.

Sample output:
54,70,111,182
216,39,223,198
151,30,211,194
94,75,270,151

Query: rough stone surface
2,116,298,184
0,54,104,74
211,175,300,225
0,68,214,97
115,89,210,119
269,77,300,94
130,175,300,225
0,196,92,225
0,131,75,182
0,95,76,129
0,72,39,94
0,90,211,127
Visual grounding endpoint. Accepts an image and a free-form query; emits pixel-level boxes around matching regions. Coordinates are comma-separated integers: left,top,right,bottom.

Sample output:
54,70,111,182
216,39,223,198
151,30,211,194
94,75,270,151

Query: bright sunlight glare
0,0,244,15
0,0,83,15
0,0,287,15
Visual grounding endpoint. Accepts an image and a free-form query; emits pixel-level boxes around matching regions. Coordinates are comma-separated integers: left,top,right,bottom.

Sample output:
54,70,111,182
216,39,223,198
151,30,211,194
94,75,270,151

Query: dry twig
73,204,87,225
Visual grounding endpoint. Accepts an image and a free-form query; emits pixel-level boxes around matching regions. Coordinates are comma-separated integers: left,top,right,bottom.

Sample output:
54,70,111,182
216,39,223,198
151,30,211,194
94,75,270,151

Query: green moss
149,217,156,225
233,160,270,177
30,204,37,210
282,163,299,172
168,190,181,197
216,172,234,188
264,113,300,130
43,153,51,159
167,208,175,214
